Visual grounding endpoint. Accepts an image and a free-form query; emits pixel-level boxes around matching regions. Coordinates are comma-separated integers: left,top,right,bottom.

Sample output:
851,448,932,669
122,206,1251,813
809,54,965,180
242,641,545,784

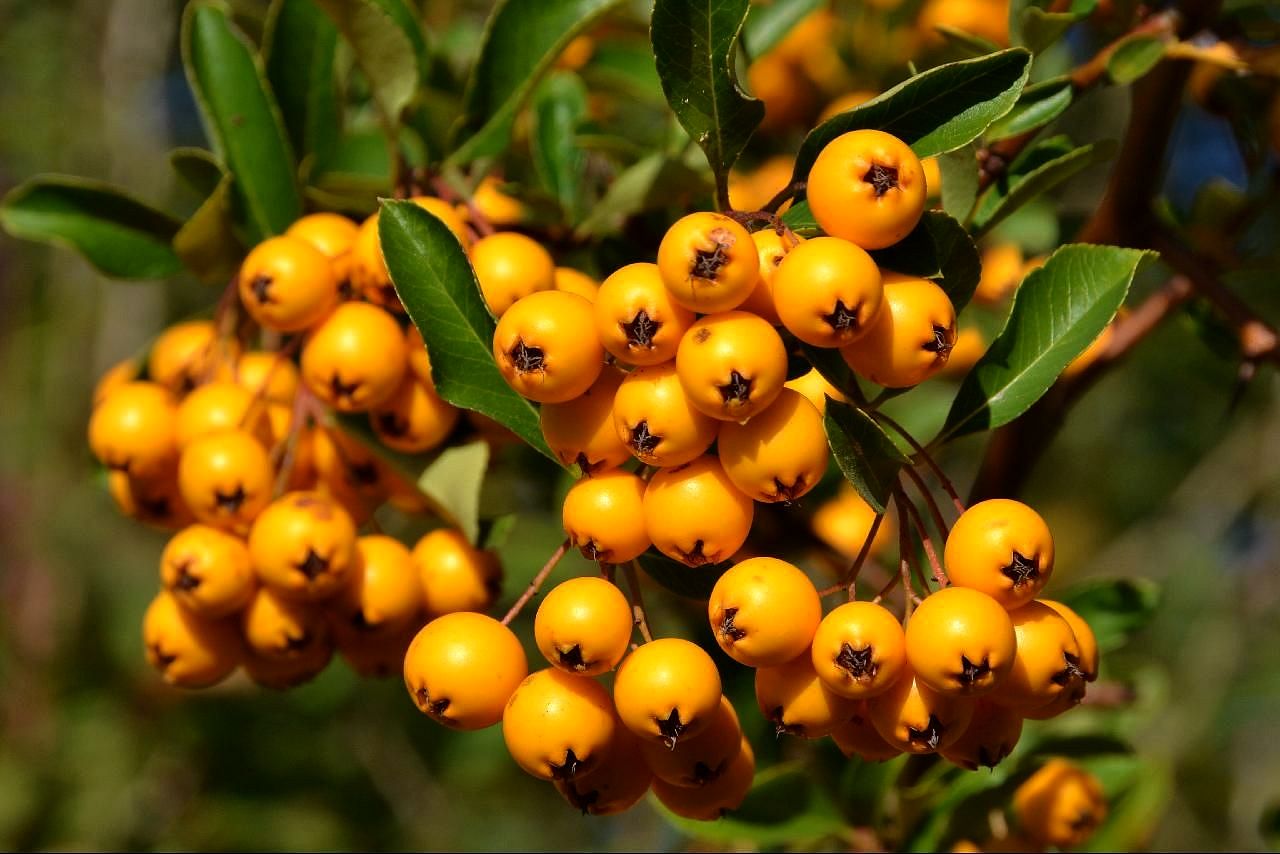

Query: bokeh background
2,0,1279,850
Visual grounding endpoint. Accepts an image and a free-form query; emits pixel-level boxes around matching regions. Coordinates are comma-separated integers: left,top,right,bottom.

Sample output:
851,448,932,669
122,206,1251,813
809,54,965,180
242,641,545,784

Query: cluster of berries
88,208,513,689
954,758,1108,852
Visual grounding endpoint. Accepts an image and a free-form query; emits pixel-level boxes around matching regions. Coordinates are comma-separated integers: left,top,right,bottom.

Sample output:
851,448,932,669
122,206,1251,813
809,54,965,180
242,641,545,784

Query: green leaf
741,0,825,58
824,400,910,514
779,198,821,236
575,153,665,237
173,172,244,284
800,343,856,399
1020,0,1097,52
531,71,588,221
169,147,225,198
791,49,1032,186
1055,578,1160,653
870,211,982,313
377,199,559,464
314,0,427,126
182,1,302,243
637,550,729,600
264,0,340,170
1107,33,1167,85
480,514,519,551
985,77,1074,142
418,441,490,545
582,41,664,104
933,25,1002,56
657,764,845,845
971,138,1116,237
938,144,978,222
0,176,182,279
939,244,1152,441
651,0,765,206
450,0,621,164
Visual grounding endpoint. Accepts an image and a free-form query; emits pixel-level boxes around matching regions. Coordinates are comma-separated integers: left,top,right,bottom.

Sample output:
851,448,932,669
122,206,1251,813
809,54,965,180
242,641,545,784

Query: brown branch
898,485,948,588
896,493,921,618
622,562,654,643
501,539,569,625
842,510,885,600
762,180,805,215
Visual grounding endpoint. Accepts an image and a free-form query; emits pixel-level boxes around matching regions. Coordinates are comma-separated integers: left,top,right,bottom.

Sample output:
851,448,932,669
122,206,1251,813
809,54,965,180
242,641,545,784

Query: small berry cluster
953,758,1108,852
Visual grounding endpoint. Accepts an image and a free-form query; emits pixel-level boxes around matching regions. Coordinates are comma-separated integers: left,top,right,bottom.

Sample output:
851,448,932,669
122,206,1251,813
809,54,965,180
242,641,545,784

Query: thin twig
898,486,948,589
844,511,885,600
622,562,654,643
900,464,951,541
876,411,966,514
896,493,921,619
762,180,804,215
501,539,569,625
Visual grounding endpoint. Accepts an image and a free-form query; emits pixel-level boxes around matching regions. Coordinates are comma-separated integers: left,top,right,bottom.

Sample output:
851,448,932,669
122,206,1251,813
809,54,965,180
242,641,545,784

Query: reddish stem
501,539,569,625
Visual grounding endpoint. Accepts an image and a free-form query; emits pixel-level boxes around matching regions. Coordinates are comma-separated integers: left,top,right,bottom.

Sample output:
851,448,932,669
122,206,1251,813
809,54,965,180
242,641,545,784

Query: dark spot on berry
330,373,361,403
150,643,177,671
283,630,312,653
213,484,247,514
249,274,275,304
679,540,709,567
628,421,661,457
557,645,588,672
718,370,752,404
771,476,805,503
907,714,946,750
957,655,991,687
578,539,607,562
1070,809,1099,832
106,456,132,474
693,327,712,344
337,278,355,301
836,643,877,682
658,709,685,750
416,686,451,720
549,749,583,781
864,162,900,198
1051,652,1086,686
484,576,502,599
621,309,660,350
377,411,408,438
172,558,200,591
692,230,734,280
823,299,861,332
295,548,330,580
923,324,954,359
1001,551,1040,587
509,339,545,373
719,608,747,642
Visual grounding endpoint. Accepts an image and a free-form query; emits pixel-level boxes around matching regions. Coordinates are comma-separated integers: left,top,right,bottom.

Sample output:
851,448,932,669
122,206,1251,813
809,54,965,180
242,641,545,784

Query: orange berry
657,212,758,313
974,243,1024,305
92,357,139,408
233,350,301,405
807,130,927,250
142,590,240,688
562,470,651,564
593,262,696,366
534,576,633,676
810,485,895,561
301,302,407,412
108,467,194,530
369,375,459,454
1014,759,1107,848
540,367,630,474
403,612,529,730
411,529,502,618
938,700,1023,770
643,456,755,567
502,668,617,781
243,637,333,689
470,232,556,316
286,212,359,259
612,363,720,468
640,696,743,788
717,388,829,502
241,586,329,661
652,737,754,820
737,228,801,325
553,266,600,302
755,651,860,738
239,235,339,332
148,320,235,393
905,587,1017,696
708,556,821,667
676,311,788,422
1040,599,1099,681
784,367,847,415
868,664,975,753
613,637,722,746
173,381,268,449
831,703,904,761
493,290,604,403
89,380,178,480
247,491,358,601
329,534,423,634
990,601,1085,711
555,726,652,816
772,236,884,348
177,429,273,533
841,273,957,388
470,177,527,227
160,524,256,618
810,600,908,699
944,499,1055,609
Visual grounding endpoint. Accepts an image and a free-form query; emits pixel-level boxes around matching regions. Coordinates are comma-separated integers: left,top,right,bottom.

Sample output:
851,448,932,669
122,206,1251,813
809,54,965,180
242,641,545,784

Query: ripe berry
142,590,240,688
173,381,268,449
160,524,256,618
991,601,1085,710
676,311,788,422
643,457,754,568
594,262,696,366
234,350,301,405
493,290,604,404
905,587,1017,696
241,586,329,661
92,358,139,408
657,212,758,313
177,429,272,533
534,576,633,676
239,235,339,332
611,363,719,468
555,726,652,816
651,736,754,820
329,535,423,635
708,556,821,667
248,491,358,601
89,381,178,480
810,600,908,699
840,273,957,388
1014,759,1107,849
469,178,526,227
974,243,1024,305
109,468,194,530
502,668,617,781
831,703,903,762
244,636,334,689
552,266,600,302
784,367,847,415
1040,600,1098,682
411,528,502,618
944,498,1055,610
938,700,1023,770
806,129,927,249
868,664,975,754
737,228,801,325
369,375,459,454
301,302,407,412
403,612,529,730
772,236,884,348
309,427,389,523
285,212,360,260
470,231,556,316
540,367,631,474
755,651,860,738
561,471,651,564
717,388,829,503
640,695,742,788
148,320,233,393
613,637,722,747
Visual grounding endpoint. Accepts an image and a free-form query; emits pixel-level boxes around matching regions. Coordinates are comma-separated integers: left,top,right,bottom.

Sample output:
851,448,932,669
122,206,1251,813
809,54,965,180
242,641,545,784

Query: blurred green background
2,0,1279,850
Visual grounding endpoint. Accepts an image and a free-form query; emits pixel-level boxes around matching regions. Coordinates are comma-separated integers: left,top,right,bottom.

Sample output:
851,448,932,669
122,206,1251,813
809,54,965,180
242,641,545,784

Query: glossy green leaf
985,77,1074,141
800,343,856,399
0,176,182,279
1021,0,1097,52
779,198,821,236
182,1,302,243
378,199,558,464
173,172,244,285
450,0,621,164
791,49,1032,185
418,441,490,545
938,144,978,222
264,0,340,169
314,0,427,125
575,153,669,237
939,244,1152,441
581,41,664,104
971,138,1116,237
531,71,588,221
1056,578,1160,653
480,514,519,551
651,0,765,205
1107,33,1167,85
741,0,825,58
169,147,225,198
870,211,982,312
824,400,910,514
637,550,729,600
933,25,1002,56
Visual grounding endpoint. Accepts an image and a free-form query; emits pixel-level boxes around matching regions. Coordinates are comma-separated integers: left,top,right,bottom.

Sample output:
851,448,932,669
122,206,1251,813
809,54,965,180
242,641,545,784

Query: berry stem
844,510,885,601
239,337,304,429
896,492,921,620
622,561,654,644
432,174,495,239
761,180,805,215
901,465,951,541
500,538,569,626
271,384,323,497
899,488,948,589
875,411,966,515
